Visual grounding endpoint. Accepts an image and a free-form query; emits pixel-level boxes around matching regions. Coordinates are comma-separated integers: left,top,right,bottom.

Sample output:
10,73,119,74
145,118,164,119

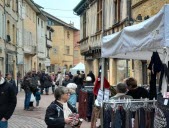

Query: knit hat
86,76,92,82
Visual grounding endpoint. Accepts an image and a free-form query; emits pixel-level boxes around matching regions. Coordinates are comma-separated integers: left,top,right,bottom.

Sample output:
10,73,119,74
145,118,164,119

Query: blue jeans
0,121,8,128
24,92,31,109
45,88,49,94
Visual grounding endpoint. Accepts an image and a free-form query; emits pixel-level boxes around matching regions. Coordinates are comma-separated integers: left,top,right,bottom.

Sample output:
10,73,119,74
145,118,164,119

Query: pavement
9,90,91,128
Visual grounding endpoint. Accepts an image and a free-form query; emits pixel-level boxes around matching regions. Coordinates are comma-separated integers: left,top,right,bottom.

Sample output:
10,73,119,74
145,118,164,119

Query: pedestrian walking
22,71,32,111
5,73,18,95
55,71,63,86
50,72,56,94
0,71,17,128
62,74,73,87
35,88,41,108
43,73,52,95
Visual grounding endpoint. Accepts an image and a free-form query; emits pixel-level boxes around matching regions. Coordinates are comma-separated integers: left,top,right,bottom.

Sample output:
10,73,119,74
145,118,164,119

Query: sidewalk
9,91,91,128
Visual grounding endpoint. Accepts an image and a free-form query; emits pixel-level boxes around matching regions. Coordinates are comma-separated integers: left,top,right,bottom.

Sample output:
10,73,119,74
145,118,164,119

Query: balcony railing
80,38,89,53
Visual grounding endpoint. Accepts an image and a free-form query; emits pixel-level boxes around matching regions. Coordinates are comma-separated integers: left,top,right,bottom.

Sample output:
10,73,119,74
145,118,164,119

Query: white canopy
70,62,85,75
102,5,169,60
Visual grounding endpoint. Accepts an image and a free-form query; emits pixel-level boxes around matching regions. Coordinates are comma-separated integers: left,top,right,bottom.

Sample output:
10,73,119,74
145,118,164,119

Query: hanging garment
159,64,169,95
148,52,162,100
78,90,88,119
154,94,169,128
91,106,101,128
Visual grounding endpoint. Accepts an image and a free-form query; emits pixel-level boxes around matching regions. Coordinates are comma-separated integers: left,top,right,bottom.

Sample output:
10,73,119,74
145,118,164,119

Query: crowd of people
20,69,96,111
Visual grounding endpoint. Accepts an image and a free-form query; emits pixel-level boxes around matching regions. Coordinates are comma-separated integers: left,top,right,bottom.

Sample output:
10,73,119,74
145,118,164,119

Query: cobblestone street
9,91,91,128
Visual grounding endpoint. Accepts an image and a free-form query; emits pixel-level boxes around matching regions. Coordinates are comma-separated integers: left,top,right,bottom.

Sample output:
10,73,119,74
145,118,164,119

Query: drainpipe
126,0,132,77
100,0,105,128
127,0,132,24
4,0,7,75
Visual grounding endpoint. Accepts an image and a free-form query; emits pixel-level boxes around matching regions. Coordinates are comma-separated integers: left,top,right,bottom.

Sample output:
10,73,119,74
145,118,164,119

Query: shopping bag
30,93,35,102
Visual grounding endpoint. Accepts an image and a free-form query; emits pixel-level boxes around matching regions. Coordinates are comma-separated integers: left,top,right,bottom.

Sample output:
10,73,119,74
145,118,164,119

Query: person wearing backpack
22,72,32,111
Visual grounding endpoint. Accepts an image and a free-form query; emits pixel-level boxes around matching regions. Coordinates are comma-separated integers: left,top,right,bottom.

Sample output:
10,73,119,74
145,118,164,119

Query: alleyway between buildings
9,92,90,128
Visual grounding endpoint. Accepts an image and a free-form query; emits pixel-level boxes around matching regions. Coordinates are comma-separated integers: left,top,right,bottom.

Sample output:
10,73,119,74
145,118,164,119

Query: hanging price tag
104,89,110,102
163,92,169,98
97,89,103,105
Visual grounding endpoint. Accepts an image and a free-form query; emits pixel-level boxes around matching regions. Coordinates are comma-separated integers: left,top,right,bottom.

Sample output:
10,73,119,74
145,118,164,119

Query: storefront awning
102,5,169,60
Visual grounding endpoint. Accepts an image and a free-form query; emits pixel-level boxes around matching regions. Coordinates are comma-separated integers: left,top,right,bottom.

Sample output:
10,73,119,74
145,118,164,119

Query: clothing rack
84,86,94,88
106,98,157,104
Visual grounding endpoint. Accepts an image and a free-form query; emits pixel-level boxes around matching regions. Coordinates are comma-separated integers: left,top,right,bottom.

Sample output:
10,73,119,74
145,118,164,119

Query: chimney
69,21,74,27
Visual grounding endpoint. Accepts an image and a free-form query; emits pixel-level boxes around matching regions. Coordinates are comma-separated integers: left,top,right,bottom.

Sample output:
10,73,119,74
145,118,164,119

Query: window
97,0,102,31
41,21,43,28
7,20,10,35
33,13,36,22
67,31,70,39
65,46,70,55
12,24,16,44
74,50,79,58
114,0,121,23
49,31,52,40
12,0,15,11
83,13,86,38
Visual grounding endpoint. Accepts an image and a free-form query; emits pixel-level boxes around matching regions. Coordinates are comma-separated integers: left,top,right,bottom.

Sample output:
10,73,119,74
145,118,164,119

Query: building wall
50,26,74,70
37,16,47,71
73,30,84,66
23,0,37,72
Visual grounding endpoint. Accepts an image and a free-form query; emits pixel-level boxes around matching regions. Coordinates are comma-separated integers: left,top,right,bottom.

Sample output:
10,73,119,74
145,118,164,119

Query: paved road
9,91,91,128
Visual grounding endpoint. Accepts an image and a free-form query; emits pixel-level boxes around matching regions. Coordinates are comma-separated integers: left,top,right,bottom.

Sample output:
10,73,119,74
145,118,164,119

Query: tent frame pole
100,0,105,128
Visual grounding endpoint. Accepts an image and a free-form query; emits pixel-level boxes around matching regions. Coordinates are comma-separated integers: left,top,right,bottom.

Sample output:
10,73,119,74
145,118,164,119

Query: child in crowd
35,88,41,108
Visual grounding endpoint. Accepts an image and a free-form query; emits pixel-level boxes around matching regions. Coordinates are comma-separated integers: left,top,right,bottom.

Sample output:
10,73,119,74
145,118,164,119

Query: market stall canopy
70,62,85,75
102,5,169,60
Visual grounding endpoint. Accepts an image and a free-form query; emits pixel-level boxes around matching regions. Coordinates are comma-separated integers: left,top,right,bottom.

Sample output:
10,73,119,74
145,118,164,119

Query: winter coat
22,76,31,93
62,79,73,87
45,100,77,128
0,78,17,120
44,75,52,88
7,79,18,95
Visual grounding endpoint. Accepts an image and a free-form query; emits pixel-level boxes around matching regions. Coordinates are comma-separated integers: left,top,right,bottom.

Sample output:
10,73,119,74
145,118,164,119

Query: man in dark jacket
87,71,95,83
6,73,18,95
62,74,73,87
0,71,17,128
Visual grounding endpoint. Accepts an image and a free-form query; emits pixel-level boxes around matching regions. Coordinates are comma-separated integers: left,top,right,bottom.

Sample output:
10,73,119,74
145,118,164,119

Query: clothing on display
101,99,156,128
78,88,94,121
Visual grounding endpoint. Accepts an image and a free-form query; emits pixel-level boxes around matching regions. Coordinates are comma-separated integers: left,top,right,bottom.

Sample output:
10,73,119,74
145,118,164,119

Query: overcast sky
33,0,81,29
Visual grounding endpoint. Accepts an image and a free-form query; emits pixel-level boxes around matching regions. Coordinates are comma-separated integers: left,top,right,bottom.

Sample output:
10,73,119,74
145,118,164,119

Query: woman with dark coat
45,87,81,128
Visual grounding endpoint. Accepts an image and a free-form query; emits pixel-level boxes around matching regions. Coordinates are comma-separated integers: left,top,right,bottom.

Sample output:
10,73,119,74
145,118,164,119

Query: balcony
79,37,89,54
24,45,37,55
90,34,101,49
47,39,52,48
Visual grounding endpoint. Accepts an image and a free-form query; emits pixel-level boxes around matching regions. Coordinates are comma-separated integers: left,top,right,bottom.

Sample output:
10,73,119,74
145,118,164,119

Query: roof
73,0,89,15
42,10,79,31
25,0,41,13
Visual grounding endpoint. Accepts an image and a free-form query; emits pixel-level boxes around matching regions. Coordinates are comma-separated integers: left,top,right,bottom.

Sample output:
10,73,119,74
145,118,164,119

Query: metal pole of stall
100,0,105,128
